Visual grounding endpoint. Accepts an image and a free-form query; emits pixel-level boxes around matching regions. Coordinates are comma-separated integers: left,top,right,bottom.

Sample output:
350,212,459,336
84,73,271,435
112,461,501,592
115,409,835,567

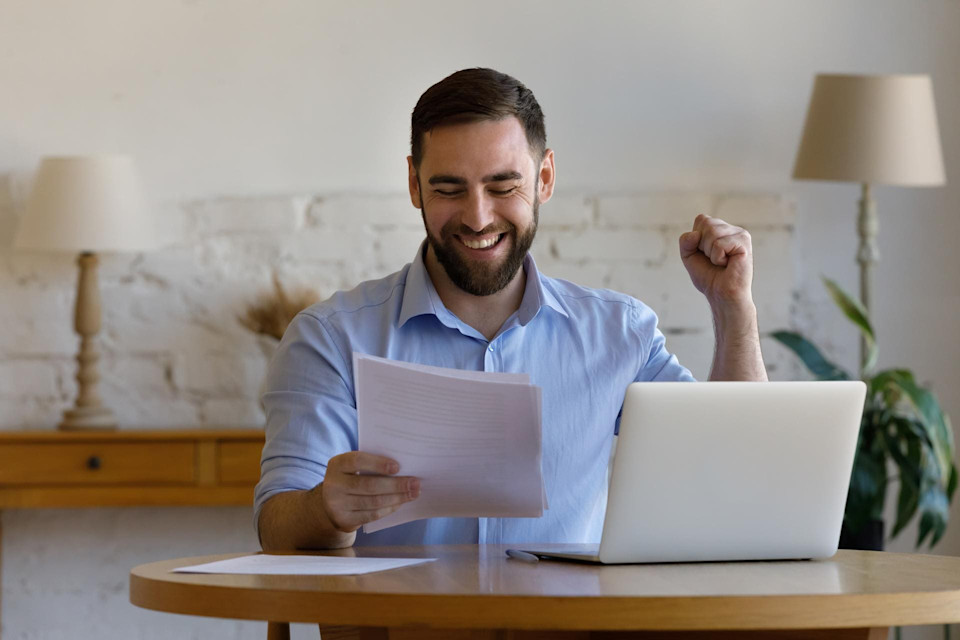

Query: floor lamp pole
856,182,878,373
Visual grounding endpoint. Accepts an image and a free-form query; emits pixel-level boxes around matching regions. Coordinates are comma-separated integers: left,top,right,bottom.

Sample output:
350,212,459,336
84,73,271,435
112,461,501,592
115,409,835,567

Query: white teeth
461,235,500,249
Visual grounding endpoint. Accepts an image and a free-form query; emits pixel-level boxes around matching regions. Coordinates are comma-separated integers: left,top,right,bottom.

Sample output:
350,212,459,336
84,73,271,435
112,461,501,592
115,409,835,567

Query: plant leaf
918,510,936,548
847,447,887,529
917,483,950,548
873,370,955,495
823,277,877,373
948,463,958,501
894,475,921,539
767,331,850,381
882,419,924,538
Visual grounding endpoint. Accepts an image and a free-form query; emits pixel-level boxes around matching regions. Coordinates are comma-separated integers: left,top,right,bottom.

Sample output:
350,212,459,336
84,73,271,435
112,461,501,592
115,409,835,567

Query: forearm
258,485,357,551
708,301,768,381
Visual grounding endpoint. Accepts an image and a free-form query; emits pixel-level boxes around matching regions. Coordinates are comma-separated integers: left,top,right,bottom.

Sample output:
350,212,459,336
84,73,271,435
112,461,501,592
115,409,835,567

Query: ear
537,149,555,204
407,156,422,209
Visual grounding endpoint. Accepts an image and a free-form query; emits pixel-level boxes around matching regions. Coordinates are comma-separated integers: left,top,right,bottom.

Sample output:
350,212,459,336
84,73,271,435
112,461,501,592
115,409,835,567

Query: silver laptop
516,381,866,564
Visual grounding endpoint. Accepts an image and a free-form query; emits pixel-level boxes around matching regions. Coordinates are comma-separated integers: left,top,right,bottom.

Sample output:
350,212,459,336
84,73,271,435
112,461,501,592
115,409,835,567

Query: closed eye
435,189,465,196
490,187,517,195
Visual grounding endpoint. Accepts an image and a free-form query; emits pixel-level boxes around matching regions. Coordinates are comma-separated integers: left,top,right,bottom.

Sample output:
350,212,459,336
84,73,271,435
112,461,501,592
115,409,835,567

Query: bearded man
256,68,767,551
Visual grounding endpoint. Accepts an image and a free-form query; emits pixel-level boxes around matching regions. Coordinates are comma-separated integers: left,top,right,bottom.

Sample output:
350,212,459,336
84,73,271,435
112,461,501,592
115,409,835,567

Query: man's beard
423,199,539,297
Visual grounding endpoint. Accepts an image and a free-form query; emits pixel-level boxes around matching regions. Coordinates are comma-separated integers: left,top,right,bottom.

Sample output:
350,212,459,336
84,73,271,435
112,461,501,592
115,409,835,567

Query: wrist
711,298,759,341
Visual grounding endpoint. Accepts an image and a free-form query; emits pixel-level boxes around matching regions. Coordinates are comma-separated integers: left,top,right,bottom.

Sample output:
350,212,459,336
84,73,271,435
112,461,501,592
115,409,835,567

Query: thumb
679,230,701,258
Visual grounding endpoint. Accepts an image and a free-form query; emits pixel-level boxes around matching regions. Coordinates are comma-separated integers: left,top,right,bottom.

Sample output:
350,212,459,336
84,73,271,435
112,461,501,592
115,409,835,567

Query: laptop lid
596,381,866,564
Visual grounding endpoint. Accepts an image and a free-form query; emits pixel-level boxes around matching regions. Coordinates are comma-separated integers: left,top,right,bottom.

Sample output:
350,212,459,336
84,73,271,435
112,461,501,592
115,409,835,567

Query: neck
424,245,527,341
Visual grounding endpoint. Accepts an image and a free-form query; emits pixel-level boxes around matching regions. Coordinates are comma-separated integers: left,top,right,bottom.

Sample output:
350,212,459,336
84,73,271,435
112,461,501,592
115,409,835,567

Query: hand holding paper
353,354,547,534
320,450,421,533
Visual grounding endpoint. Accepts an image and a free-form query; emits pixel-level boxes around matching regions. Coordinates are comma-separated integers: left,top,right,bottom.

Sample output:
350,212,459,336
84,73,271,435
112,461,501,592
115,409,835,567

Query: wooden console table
0,428,265,638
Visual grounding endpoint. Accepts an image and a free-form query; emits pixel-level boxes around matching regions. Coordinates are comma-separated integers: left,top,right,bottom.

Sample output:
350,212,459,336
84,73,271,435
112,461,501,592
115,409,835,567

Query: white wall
0,1,958,638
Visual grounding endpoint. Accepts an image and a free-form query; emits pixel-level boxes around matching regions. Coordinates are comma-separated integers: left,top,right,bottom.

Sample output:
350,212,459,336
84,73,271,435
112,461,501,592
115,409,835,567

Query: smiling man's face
408,116,553,297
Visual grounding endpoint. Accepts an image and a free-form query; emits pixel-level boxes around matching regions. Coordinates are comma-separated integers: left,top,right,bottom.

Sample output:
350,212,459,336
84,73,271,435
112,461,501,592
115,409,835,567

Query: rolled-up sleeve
253,311,358,537
632,301,696,383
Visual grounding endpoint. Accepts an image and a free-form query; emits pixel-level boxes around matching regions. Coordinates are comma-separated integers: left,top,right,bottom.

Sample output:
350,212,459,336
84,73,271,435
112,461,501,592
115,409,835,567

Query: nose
460,190,497,233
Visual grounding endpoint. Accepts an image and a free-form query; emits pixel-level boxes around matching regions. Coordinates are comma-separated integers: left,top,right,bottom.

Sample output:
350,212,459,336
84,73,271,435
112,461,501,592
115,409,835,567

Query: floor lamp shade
791,74,946,372
15,155,156,253
792,74,945,186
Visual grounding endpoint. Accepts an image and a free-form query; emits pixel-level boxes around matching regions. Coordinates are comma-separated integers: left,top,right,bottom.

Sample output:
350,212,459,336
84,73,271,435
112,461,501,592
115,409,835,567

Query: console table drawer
218,441,263,484
0,442,196,485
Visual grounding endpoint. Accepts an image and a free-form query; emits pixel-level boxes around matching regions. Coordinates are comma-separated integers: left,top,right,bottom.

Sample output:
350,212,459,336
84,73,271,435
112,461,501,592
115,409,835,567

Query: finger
348,491,418,511
708,233,751,267
344,474,420,496
691,213,710,232
695,214,742,233
343,504,408,529
319,483,354,532
331,451,400,475
698,221,744,261
679,230,702,259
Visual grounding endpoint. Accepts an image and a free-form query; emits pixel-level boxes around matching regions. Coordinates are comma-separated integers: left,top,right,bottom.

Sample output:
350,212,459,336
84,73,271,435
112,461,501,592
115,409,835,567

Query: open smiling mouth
458,233,506,250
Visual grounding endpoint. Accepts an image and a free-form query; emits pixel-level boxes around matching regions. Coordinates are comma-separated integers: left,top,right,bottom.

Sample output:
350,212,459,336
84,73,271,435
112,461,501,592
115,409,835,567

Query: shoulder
275,266,411,379
540,272,655,321
299,265,410,326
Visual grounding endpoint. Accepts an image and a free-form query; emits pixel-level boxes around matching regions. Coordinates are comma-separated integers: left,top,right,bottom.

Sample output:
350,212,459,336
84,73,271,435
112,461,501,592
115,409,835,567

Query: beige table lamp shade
793,74,945,186
15,155,156,252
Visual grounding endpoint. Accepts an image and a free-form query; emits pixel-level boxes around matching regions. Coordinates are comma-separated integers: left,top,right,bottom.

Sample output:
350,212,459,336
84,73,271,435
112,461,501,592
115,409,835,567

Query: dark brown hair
410,68,546,169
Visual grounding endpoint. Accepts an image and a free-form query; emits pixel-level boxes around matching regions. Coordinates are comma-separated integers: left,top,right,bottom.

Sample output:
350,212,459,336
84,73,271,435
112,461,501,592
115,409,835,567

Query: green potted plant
770,278,957,550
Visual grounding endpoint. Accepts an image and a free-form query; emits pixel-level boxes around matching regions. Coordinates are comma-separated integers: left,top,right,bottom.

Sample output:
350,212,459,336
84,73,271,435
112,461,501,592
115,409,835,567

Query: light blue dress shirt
255,243,694,546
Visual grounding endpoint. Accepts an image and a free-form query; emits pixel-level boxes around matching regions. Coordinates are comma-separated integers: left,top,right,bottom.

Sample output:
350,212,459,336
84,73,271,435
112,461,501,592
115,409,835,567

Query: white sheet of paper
374,357,531,385
172,554,435,575
354,354,545,533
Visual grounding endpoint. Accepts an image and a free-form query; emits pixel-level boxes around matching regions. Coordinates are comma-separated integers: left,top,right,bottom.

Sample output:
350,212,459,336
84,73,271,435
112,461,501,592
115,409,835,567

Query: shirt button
488,345,494,352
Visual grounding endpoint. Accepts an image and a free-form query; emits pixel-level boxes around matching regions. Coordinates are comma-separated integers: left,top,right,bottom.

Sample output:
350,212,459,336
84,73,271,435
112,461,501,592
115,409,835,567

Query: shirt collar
397,241,569,329
516,252,569,324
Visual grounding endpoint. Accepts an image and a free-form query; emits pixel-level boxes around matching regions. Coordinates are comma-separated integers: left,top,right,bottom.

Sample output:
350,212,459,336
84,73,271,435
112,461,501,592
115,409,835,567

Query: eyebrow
427,170,523,186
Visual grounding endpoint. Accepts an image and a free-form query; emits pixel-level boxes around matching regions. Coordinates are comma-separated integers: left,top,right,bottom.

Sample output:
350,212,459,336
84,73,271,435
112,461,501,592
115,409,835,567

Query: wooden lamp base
59,252,118,432
60,405,117,431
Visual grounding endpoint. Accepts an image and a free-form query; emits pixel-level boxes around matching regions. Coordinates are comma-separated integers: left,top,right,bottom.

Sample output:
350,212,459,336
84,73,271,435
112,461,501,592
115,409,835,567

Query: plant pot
839,519,884,551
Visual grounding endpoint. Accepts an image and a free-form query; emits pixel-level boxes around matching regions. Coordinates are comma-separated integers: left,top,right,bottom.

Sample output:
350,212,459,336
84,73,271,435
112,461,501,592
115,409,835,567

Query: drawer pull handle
86,456,102,471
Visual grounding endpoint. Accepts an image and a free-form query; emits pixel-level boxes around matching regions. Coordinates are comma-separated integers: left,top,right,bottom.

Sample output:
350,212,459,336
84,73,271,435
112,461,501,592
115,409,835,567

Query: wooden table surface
129,544,960,638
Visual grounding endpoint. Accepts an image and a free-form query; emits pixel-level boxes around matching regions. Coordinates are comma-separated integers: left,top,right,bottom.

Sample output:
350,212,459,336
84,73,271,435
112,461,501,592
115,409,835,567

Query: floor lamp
792,74,946,371
14,155,156,430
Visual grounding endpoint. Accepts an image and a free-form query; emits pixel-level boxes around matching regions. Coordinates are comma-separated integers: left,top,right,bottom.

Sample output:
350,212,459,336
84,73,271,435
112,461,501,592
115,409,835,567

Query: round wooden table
130,544,960,639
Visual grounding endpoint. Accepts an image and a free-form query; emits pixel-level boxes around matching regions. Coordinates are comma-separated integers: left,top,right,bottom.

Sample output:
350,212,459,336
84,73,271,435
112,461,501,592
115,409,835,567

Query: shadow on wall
0,171,30,248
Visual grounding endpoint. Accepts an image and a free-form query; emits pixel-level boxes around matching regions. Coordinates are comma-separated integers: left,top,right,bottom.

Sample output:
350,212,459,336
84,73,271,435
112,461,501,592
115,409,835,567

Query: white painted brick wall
0,191,798,417
597,193,715,227
0,190,797,639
